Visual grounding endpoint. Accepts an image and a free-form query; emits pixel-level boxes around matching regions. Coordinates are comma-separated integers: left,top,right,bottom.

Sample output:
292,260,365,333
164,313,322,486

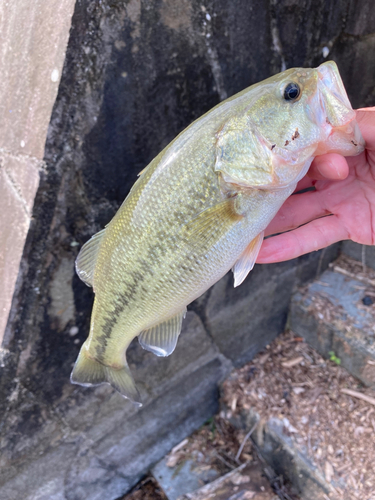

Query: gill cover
215,114,274,188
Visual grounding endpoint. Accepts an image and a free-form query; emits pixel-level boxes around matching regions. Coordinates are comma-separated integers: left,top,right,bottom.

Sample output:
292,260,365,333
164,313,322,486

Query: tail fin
70,347,142,406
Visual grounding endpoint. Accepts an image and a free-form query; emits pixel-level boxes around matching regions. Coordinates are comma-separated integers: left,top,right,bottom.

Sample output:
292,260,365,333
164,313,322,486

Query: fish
71,61,364,405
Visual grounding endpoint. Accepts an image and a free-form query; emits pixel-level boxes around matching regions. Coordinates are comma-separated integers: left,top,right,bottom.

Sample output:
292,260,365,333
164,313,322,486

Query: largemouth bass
71,61,364,404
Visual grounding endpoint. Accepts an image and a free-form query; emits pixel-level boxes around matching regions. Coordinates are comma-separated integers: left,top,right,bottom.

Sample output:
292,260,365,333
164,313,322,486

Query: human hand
257,107,375,264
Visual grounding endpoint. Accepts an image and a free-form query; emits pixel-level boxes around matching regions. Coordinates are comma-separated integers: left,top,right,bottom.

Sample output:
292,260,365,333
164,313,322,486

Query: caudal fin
70,347,141,406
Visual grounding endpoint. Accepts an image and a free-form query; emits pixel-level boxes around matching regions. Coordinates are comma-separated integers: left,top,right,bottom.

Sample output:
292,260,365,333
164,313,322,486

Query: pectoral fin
138,309,187,357
232,231,264,287
185,198,243,250
75,229,106,287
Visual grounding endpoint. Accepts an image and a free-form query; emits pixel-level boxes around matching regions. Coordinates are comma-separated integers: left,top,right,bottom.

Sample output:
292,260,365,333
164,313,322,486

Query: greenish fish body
72,62,364,404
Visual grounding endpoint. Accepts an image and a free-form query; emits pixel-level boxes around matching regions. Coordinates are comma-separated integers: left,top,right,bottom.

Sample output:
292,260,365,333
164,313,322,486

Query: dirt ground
121,476,168,500
124,328,375,500
221,331,375,500
124,255,375,500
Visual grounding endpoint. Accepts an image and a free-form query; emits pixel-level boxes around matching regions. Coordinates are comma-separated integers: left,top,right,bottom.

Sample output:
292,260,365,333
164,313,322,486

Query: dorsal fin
138,309,187,357
232,231,264,287
75,229,106,287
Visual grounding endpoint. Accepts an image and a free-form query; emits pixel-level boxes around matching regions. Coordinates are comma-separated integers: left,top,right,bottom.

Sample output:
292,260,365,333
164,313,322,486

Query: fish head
215,61,364,189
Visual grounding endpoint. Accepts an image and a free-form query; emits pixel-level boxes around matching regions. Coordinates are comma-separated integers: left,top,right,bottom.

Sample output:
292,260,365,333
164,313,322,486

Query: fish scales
72,62,365,404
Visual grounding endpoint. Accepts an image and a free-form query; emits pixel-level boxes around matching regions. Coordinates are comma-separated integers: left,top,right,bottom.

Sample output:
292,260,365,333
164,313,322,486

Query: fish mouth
315,61,365,156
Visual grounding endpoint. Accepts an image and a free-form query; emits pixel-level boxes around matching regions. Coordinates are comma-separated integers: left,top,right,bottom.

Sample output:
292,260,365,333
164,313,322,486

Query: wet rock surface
1,1,375,499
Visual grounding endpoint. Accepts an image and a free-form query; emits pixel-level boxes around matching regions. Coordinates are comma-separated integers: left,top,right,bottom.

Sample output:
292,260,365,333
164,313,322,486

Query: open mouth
315,61,365,156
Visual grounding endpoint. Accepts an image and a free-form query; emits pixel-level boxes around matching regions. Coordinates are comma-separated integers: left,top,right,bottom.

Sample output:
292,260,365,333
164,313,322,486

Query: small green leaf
328,351,341,365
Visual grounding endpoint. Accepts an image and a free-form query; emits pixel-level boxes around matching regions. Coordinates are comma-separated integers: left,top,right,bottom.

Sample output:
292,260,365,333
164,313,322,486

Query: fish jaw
313,61,365,156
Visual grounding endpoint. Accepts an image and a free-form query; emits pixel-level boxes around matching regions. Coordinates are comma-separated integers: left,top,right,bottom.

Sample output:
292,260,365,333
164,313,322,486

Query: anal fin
75,228,106,287
232,231,264,287
70,345,141,406
138,309,187,357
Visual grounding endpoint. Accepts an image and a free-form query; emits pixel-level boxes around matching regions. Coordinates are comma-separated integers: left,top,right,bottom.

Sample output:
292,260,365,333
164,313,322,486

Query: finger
294,176,315,193
356,108,375,151
257,215,349,263
264,190,330,236
308,153,349,180
293,153,349,194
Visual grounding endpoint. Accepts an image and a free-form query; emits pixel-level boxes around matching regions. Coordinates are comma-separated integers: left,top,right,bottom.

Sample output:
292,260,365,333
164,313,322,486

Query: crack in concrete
205,44,227,101
270,1,286,72
0,149,45,218
0,146,47,166
340,30,375,41
201,9,227,101
1,162,30,218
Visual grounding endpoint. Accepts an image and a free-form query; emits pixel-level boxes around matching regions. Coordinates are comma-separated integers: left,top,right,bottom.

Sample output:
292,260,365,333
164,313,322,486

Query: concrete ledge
230,409,338,500
341,241,375,271
289,269,375,387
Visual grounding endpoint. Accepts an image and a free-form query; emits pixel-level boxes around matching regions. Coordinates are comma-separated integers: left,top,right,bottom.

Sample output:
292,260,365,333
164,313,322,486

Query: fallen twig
330,265,375,287
235,422,258,462
341,388,375,406
212,450,236,470
281,356,304,368
171,438,188,454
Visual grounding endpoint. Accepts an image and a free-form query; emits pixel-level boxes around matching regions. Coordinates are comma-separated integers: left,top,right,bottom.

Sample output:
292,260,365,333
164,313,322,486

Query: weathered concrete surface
289,269,375,386
0,155,35,340
342,241,375,270
0,0,76,345
0,0,76,158
1,0,375,499
152,458,219,500
230,410,338,500
1,312,232,500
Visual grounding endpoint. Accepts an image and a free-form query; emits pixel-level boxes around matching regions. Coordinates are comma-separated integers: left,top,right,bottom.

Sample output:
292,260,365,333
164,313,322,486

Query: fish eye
283,82,301,101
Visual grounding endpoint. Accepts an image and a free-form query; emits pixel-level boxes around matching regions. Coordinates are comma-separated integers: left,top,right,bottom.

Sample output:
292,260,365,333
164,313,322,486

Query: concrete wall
0,0,76,345
1,1,375,499
341,241,375,270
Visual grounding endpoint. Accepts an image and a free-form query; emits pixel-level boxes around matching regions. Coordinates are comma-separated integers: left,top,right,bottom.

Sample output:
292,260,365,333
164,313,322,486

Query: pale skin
257,107,375,263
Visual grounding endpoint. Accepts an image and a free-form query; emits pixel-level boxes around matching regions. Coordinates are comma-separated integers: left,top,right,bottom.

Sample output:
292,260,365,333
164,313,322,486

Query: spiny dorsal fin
75,229,106,287
232,231,264,287
138,309,187,357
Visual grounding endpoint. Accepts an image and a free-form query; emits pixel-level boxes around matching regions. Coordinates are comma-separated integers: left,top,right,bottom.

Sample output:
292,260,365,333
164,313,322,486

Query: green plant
328,351,341,365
